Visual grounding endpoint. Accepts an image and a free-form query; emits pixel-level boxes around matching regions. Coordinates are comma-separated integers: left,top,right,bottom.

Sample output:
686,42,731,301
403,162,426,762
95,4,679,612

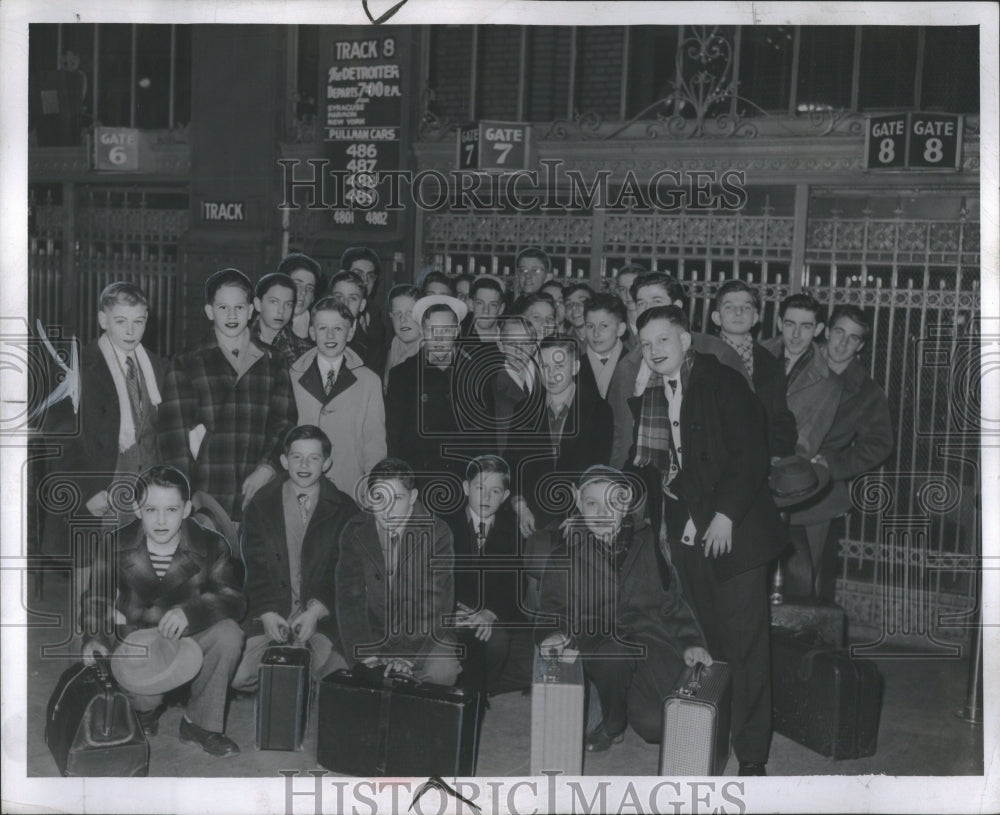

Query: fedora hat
769,455,832,509
191,490,239,554
411,294,469,326
111,628,203,695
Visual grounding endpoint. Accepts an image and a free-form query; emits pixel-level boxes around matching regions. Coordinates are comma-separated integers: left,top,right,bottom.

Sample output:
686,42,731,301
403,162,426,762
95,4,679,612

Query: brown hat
769,456,832,509
111,628,203,695
191,490,239,554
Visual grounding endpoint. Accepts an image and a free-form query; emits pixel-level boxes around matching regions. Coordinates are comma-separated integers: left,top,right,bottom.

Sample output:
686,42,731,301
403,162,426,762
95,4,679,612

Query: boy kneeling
536,466,710,752
82,465,246,757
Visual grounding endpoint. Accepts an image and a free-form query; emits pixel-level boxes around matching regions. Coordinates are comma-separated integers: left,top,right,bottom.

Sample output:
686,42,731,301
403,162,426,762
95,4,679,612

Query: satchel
45,656,150,776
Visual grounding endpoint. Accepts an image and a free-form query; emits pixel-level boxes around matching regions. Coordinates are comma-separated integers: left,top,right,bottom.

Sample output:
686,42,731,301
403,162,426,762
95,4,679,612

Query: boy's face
331,280,367,317
422,310,460,358
369,477,418,526
289,268,317,316
576,479,630,537
310,309,355,360
254,284,295,333
825,315,866,367
780,306,823,357
205,284,253,339
389,295,420,343
517,257,547,295
639,317,691,378
455,279,471,306
540,344,579,397
634,283,676,316
98,303,148,354
499,323,537,369
424,280,452,297
472,287,504,330
564,290,589,328
346,258,378,297
616,272,638,311
136,484,191,547
281,438,330,490
712,291,758,338
464,471,510,521
585,308,626,354
541,284,565,325
523,301,557,339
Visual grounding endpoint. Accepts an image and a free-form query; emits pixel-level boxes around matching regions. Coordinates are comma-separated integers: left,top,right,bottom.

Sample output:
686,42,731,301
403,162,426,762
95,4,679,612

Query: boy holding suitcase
232,425,357,691
81,465,246,757
536,465,710,751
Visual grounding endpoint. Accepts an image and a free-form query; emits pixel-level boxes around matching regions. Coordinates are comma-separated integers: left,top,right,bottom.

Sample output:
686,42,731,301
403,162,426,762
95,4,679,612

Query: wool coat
290,346,387,499
749,342,798,458
157,336,297,521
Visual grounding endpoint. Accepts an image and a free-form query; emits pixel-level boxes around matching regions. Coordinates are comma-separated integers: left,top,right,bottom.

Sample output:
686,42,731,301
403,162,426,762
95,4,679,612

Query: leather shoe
179,717,240,757
738,761,767,776
135,707,161,737
585,726,625,752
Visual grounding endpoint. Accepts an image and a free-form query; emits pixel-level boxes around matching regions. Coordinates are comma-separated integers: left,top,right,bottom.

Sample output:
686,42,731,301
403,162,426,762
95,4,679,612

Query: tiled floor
23,572,984,778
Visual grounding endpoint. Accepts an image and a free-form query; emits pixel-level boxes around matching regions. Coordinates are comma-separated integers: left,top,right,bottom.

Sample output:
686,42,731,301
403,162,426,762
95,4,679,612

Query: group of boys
56,244,890,774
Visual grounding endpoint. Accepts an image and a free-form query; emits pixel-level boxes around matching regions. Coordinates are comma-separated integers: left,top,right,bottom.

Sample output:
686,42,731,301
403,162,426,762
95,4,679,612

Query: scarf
721,332,754,378
97,333,162,452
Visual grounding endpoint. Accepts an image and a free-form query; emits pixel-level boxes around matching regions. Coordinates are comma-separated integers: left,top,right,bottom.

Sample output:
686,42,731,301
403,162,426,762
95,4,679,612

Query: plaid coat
158,336,297,521
82,517,247,649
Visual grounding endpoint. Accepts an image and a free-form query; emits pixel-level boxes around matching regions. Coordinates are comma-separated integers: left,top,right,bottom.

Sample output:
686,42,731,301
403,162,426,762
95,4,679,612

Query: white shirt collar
316,353,346,378
546,382,576,414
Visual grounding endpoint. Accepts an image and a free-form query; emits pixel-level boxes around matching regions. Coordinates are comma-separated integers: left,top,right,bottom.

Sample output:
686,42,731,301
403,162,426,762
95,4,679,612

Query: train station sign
457,121,531,172
865,112,962,170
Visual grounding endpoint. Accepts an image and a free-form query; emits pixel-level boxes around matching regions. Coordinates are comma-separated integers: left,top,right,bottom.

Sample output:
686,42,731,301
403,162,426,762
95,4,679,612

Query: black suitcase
771,627,884,759
45,658,149,777
255,645,311,751
317,667,483,776
659,661,732,776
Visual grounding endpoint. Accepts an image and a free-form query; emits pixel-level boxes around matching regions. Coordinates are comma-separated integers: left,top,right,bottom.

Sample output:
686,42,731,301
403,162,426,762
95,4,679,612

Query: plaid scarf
633,351,694,493
721,332,754,378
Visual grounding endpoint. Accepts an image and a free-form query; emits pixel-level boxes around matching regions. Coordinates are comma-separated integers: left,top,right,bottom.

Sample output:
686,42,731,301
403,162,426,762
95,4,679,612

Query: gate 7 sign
456,121,530,172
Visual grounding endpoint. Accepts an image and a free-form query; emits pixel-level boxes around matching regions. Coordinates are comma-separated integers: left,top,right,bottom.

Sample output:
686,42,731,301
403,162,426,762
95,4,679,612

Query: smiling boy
289,297,386,497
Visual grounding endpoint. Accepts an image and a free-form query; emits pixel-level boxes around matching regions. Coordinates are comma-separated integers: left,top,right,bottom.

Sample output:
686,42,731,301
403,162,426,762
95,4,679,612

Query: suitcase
530,649,585,775
317,667,484,776
771,627,883,759
45,658,149,777
255,645,311,751
659,661,731,776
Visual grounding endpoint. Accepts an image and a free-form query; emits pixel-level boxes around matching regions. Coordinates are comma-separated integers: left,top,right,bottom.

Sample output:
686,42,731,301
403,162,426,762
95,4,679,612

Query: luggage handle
679,661,708,697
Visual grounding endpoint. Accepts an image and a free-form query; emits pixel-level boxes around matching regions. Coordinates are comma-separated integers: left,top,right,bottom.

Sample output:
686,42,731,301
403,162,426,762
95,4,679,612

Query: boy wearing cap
158,268,296,522
289,297,386,497
233,425,357,691
536,466,709,751
81,465,246,756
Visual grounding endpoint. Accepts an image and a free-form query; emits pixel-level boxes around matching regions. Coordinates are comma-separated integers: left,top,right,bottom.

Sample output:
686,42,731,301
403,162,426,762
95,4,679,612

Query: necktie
477,521,487,550
600,357,609,366
667,379,678,394
297,493,310,526
389,532,400,574
125,356,143,425
784,356,791,372
232,348,239,358
325,367,336,395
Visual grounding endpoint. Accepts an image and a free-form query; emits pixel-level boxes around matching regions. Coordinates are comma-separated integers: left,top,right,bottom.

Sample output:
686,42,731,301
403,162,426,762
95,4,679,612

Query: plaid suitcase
255,645,311,751
659,661,732,776
45,658,149,777
530,650,585,775
317,667,484,776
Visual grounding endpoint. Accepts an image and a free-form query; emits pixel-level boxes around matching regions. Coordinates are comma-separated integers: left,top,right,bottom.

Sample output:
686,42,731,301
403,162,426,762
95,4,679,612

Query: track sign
94,127,139,171
865,114,907,169
908,113,962,169
456,121,529,172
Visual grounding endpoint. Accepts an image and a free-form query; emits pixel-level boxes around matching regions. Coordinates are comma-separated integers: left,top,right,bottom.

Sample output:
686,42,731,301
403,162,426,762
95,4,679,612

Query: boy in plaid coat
158,268,297,522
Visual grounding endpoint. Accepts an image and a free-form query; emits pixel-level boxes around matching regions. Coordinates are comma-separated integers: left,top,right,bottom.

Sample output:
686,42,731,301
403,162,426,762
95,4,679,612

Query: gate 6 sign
93,127,139,171
865,113,962,170
457,121,530,172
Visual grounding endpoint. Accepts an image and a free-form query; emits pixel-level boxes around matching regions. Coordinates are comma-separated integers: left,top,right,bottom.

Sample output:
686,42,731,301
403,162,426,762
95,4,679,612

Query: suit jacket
750,343,798,458
60,340,167,500
608,333,752,469
352,304,389,377
290,347,387,497
790,352,893,525
157,335,297,521
335,501,455,664
240,476,358,645
579,346,627,402
446,503,527,624
628,352,788,582
535,521,705,659
83,517,246,649
763,338,843,458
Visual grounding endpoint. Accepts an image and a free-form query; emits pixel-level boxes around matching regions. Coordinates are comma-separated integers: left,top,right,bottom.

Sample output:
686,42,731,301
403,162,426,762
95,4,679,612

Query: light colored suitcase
659,661,732,776
530,649,585,775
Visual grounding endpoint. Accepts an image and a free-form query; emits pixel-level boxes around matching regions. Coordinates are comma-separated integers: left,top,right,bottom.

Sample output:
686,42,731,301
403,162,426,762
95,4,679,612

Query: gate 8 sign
865,114,907,169
865,113,962,170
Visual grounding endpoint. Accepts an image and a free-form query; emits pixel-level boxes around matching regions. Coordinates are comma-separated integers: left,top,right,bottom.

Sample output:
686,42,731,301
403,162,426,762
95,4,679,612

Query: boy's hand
82,640,109,667
540,632,569,659
512,496,536,537
457,609,497,641
85,490,111,517
261,611,290,643
158,608,189,639
241,465,275,508
290,607,321,643
683,646,713,667
384,658,414,677
702,512,733,558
